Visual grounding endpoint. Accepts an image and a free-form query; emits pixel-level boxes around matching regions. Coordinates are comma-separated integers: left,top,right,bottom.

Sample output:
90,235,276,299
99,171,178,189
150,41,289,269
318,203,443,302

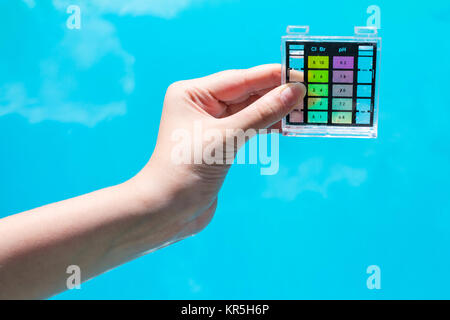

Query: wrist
131,156,215,218
115,162,205,253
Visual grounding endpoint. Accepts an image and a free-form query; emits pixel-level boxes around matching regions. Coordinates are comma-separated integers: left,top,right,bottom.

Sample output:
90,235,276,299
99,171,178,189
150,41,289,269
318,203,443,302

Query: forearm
0,167,190,299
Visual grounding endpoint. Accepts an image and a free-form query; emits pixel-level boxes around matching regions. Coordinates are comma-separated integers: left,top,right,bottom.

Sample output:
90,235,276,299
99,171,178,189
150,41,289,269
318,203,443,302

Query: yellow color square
308,70,328,83
308,56,329,69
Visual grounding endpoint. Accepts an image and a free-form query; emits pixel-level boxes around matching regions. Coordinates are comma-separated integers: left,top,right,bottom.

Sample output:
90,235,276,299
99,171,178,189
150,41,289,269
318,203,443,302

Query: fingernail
280,83,306,108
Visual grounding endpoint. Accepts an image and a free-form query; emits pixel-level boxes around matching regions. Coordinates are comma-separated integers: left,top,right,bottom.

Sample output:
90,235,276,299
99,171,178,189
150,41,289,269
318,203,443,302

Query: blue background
1,0,450,299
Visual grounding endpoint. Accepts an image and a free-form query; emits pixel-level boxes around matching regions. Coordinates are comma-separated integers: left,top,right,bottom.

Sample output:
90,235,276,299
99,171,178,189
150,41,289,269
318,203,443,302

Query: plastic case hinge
286,25,310,35
354,26,377,36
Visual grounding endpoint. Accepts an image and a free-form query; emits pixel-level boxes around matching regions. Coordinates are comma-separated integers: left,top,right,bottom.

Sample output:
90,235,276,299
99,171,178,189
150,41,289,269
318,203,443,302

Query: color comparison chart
286,42,377,127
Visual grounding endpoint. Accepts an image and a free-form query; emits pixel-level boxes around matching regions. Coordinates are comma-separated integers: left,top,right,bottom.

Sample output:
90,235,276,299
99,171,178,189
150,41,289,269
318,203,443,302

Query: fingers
225,86,276,116
225,82,306,131
195,64,281,103
288,69,304,82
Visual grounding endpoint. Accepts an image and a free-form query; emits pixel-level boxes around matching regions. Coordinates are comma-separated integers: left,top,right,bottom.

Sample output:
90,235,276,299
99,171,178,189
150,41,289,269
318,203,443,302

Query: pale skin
0,64,306,299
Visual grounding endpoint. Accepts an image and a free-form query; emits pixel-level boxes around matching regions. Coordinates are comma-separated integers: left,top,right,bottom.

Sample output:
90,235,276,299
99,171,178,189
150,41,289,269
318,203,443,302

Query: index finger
194,64,282,103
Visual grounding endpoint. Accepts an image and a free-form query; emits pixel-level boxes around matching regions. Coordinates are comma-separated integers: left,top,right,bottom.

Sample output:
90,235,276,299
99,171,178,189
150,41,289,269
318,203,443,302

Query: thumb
227,82,306,131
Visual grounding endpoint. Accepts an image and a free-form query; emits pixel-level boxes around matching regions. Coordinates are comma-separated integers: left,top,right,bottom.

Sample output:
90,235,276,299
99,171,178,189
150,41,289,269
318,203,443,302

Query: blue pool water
1,0,450,299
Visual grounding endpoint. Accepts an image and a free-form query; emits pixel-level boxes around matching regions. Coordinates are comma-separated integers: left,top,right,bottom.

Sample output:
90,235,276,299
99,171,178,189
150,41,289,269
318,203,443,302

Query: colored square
332,84,353,97
308,84,328,96
333,56,354,69
358,50,373,56
332,70,353,83
357,71,372,83
289,56,304,70
357,85,372,97
356,112,371,124
290,44,304,50
308,70,328,83
308,56,329,69
308,98,328,110
308,111,328,123
356,99,371,112
358,45,374,51
332,112,352,124
332,98,353,110
289,109,303,123
358,57,373,70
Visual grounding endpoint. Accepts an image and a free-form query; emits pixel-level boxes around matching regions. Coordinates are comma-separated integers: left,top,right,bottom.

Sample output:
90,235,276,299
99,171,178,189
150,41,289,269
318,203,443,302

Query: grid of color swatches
286,42,377,127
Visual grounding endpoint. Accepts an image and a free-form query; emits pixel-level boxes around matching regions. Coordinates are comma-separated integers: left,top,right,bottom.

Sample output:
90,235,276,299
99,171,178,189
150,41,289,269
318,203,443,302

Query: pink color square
332,70,353,83
333,56,354,69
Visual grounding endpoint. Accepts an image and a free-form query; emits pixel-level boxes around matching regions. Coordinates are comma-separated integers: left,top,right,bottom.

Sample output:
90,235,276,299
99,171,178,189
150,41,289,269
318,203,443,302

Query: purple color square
333,56,354,69
332,70,353,83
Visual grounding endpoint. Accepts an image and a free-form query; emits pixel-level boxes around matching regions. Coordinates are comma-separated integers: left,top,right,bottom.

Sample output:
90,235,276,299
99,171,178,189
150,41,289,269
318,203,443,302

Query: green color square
308,98,328,110
308,84,328,97
308,111,328,123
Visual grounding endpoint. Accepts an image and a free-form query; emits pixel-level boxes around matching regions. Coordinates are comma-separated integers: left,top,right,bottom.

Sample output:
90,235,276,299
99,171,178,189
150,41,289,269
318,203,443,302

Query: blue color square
358,71,373,83
357,85,372,97
290,44,304,50
358,50,373,56
358,56,373,70
289,56,304,70
356,99,371,112
356,112,371,124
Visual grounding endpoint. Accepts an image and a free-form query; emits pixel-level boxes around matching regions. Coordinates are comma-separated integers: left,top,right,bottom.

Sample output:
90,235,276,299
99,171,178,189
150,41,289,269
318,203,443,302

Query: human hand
0,64,305,299
132,64,306,242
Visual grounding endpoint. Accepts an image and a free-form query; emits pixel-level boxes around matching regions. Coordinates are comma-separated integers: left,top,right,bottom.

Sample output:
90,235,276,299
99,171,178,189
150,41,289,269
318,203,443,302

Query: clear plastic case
281,26,381,138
